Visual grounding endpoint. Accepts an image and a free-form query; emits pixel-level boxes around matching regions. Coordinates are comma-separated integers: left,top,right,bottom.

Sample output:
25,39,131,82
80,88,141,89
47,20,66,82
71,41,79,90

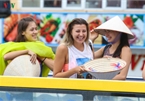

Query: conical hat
3,55,40,77
84,58,126,79
93,16,134,39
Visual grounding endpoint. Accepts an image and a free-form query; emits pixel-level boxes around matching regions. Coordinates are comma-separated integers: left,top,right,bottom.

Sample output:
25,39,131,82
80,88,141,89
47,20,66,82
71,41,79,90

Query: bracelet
41,57,46,64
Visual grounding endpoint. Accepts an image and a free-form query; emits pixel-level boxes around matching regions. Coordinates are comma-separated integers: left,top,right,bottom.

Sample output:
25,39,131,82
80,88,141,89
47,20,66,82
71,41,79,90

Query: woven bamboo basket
3,55,40,77
84,58,126,79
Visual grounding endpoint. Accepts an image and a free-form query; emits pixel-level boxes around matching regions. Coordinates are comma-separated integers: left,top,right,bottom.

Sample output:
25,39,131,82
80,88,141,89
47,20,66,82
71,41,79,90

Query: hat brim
84,58,126,79
94,28,134,39
92,16,135,39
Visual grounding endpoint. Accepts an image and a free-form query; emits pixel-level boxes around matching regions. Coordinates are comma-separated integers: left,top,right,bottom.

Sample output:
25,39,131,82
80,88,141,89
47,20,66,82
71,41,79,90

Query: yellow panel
0,76,145,93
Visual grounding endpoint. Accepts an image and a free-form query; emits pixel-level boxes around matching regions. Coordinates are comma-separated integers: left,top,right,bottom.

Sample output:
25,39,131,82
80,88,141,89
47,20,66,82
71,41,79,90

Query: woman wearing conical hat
90,16,134,80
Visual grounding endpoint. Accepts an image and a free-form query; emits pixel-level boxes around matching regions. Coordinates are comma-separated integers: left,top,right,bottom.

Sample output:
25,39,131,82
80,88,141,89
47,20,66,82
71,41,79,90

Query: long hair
15,17,37,42
63,18,90,46
113,33,130,57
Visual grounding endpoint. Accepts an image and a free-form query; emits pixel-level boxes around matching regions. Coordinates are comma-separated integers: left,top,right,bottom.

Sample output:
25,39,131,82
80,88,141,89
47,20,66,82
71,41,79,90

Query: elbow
53,72,63,78
120,76,126,80
113,75,126,80
53,73,58,78
53,72,58,77
53,75,56,77
142,72,145,80
118,75,126,80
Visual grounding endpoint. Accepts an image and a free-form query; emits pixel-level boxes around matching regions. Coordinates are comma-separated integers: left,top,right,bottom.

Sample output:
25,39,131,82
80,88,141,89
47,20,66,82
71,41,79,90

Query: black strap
102,44,111,57
89,42,93,51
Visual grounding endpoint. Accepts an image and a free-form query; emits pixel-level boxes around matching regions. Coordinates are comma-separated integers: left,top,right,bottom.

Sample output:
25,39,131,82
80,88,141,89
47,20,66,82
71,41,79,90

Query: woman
91,16,134,80
142,66,145,80
0,17,55,77
53,18,94,78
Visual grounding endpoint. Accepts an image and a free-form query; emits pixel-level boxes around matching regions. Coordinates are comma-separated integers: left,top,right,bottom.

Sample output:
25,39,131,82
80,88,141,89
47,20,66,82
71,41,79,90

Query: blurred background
1,1,145,101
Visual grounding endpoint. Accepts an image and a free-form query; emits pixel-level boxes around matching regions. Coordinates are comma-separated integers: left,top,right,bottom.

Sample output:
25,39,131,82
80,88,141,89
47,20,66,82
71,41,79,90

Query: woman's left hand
28,50,37,64
103,55,112,59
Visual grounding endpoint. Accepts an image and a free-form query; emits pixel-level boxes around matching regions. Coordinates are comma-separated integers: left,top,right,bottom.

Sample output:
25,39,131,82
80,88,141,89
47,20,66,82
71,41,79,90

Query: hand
90,30,99,43
27,50,37,64
75,66,87,75
103,55,112,59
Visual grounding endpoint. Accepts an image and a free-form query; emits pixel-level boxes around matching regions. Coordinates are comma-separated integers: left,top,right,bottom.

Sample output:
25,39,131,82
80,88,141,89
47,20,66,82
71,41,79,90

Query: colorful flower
111,62,122,70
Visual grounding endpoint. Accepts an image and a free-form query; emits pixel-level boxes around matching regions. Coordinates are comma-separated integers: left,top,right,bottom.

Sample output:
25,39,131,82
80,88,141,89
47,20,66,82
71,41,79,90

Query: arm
113,46,132,80
90,30,99,43
94,47,105,59
38,57,54,71
4,50,37,64
142,65,145,80
89,30,103,59
53,44,76,78
44,58,54,71
4,50,28,60
53,44,84,78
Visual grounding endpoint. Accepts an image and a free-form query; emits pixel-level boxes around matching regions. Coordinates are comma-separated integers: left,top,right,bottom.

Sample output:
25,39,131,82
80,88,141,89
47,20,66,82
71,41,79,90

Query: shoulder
121,46,131,52
121,46,132,57
55,43,68,59
56,43,68,52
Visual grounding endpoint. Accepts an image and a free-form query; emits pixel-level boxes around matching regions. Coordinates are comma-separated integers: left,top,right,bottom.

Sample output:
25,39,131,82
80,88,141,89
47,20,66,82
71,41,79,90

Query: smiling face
64,18,89,46
16,17,39,42
71,24,87,44
104,30,120,43
22,21,38,41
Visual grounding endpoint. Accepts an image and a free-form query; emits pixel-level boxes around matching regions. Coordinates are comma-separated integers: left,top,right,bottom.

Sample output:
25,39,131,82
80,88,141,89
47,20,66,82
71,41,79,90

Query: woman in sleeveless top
53,18,94,78
90,16,134,80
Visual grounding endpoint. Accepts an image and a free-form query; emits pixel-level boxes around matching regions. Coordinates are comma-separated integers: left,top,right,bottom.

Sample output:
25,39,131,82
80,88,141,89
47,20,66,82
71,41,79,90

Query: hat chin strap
109,33,121,44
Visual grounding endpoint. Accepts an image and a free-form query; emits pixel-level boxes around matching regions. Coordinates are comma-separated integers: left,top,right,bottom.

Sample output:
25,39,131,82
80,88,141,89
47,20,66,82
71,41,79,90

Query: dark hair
113,33,130,57
15,17,37,42
63,18,89,46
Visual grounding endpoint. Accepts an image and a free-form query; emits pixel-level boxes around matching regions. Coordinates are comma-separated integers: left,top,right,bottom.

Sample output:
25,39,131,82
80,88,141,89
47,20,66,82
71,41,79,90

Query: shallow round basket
84,58,126,80
3,55,41,77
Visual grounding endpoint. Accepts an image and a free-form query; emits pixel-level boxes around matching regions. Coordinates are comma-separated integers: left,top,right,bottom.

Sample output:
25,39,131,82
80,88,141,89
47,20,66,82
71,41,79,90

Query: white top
67,42,93,78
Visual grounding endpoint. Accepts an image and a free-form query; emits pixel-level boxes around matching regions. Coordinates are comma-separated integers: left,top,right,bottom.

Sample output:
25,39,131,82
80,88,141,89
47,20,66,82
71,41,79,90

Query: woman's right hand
74,66,87,75
27,50,37,64
90,30,99,43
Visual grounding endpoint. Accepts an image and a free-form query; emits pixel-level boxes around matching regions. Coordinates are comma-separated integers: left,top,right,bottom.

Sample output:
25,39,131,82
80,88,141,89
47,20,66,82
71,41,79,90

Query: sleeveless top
63,42,93,78
103,44,121,58
103,44,113,56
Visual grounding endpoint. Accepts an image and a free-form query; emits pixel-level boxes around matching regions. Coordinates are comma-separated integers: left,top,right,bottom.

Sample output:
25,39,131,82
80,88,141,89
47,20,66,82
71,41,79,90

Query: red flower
89,19,101,31
46,34,53,43
123,16,133,29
